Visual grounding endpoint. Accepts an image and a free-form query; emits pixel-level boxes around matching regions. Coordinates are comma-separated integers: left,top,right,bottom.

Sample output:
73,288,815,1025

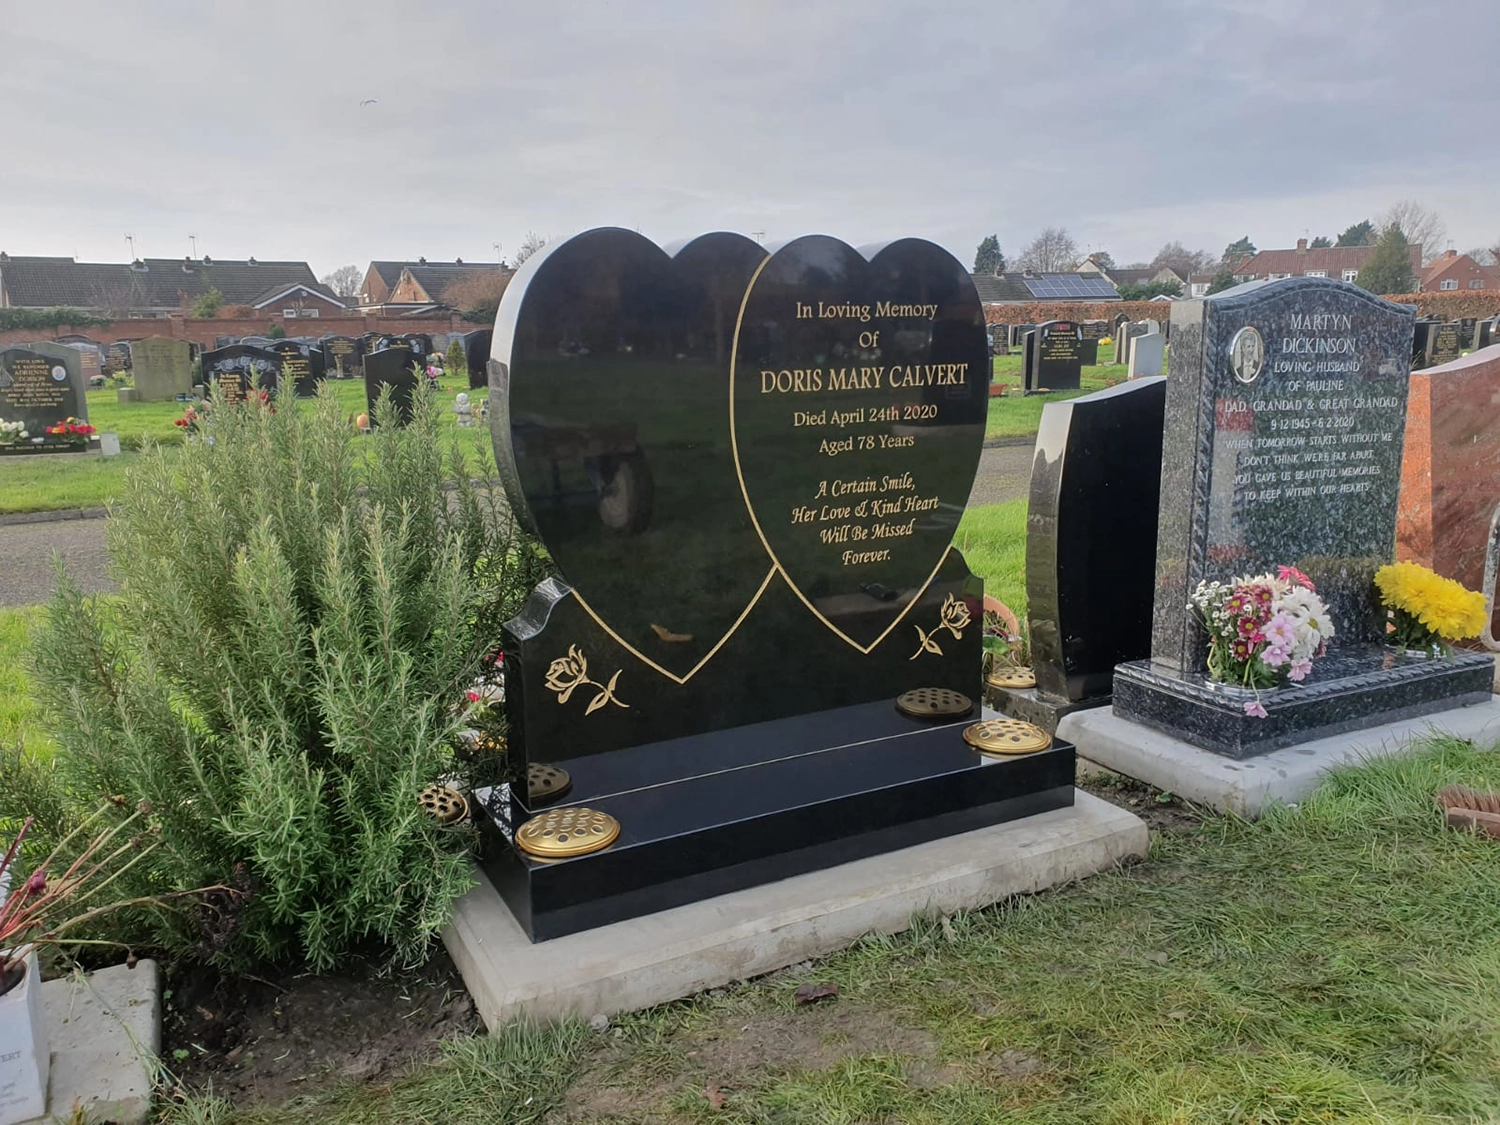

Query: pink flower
1263,613,1297,652
465,690,481,703
23,868,46,896
1288,658,1312,682
1262,644,1289,668
1278,564,1315,591
1243,700,1268,719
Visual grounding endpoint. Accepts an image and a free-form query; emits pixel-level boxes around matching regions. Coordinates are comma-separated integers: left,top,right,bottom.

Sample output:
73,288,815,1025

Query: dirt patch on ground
1079,766,1205,833
161,950,481,1106
551,1002,940,1122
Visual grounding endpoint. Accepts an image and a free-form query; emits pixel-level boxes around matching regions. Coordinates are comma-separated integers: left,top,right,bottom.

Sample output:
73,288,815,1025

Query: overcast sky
3,0,1496,277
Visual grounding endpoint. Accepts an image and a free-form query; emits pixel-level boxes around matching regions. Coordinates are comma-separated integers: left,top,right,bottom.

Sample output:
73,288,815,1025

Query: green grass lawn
160,736,1500,1124
985,352,1132,441
954,500,1026,615
0,376,489,514
0,606,46,755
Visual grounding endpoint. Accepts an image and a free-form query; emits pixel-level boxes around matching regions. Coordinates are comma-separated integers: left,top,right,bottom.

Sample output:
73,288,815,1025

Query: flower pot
0,951,49,1125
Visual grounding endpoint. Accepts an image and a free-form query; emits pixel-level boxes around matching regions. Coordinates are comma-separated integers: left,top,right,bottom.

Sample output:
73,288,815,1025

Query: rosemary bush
0,388,546,968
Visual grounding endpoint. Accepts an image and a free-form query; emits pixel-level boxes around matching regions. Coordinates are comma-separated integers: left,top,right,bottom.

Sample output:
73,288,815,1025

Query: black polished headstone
993,378,1167,731
105,342,132,374
267,339,325,397
1427,321,1462,367
364,348,421,423
1477,318,1497,352
1009,323,1035,349
1458,318,1478,350
0,346,85,453
201,345,281,402
1113,277,1492,756
463,329,492,389
321,335,363,379
1023,320,1083,394
1078,320,1106,366
481,228,1065,940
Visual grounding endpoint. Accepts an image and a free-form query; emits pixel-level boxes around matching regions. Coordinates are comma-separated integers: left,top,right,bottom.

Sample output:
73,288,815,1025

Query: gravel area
966,442,1033,509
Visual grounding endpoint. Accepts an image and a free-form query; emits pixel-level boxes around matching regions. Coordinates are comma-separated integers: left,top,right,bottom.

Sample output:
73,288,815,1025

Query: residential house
1232,239,1420,285
1420,250,1500,293
359,258,511,313
1078,255,1186,292
970,271,1121,306
0,253,342,318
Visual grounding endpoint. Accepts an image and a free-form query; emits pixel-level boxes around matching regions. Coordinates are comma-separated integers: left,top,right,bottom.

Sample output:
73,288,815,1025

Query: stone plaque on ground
1127,332,1165,379
129,336,194,401
0,346,85,453
478,228,1072,941
364,347,421,423
1398,342,1500,633
200,345,281,402
321,336,362,379
994,377,1167,732
1113,278,1491,757
1023,320,1083,393
267,339,325,397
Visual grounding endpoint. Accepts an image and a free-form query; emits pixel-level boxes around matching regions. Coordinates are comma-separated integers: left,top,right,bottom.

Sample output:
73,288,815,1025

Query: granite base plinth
985,684,1110,735
1113,644,1494,758
472,700,1076,941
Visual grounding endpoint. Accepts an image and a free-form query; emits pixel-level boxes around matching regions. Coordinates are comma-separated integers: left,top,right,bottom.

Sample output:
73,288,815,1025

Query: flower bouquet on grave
43,418,94,443
1373,562,1488,658
1189,566,1334,718
0,418,28,445
172,402,206,435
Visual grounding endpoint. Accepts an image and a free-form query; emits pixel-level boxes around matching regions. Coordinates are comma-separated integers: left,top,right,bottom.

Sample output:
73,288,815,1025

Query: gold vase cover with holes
527,763,573,805
963,718,1052,756
418,784,469,825
986,667,1036,690
895,687,974,719
515,807,621,859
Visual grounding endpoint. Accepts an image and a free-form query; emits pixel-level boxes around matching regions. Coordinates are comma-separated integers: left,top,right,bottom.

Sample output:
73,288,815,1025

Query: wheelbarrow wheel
597,450,654,533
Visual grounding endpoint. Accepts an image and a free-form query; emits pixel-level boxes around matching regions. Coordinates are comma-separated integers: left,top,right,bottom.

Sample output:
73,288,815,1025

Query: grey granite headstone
1127,333,1165,379
1112,277,1493,757
130,336,194,401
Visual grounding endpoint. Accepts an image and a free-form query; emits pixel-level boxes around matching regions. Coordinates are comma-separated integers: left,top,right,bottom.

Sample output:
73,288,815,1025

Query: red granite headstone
1397,342,1500,628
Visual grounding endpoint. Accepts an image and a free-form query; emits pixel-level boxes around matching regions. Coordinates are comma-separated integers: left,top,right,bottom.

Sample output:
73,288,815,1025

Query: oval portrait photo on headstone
1230,326,1264,384
51,365,67,382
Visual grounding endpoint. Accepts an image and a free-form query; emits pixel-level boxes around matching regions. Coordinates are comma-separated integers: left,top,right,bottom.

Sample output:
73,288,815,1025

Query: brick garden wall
982,291,1500,330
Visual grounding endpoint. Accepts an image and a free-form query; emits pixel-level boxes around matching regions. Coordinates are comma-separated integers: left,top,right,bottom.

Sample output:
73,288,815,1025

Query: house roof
971,272,1121,302
367,260,501,301
971,274,1035,302
1420,251,1500,290
1235,244,1420,277
0,256,322,310
249,282,346,309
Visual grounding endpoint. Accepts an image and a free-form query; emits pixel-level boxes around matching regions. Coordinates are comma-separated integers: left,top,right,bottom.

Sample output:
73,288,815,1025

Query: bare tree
513,232,547,268
1151,241,1215,279
1467,244,1498,267
442,271,514,321
1015,228,1079,273
320,264,363,300
1377,200,1448,264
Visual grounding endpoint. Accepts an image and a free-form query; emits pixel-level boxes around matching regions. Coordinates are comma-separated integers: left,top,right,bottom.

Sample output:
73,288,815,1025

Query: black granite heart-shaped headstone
492,228,772,681
730,236,987,651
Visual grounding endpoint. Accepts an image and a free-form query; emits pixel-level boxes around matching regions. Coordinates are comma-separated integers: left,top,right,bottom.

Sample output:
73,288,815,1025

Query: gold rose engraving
909,594,971,660
545,645,630,714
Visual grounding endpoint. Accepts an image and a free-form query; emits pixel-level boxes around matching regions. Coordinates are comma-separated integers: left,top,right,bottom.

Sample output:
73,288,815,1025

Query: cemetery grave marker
1127,332,1165,379
1078,319,1106,365
267,339,326,397
1023,320,1083,394
363,348,421,424
1111,278,1491,757
104,342,132,375
463,329,493,389
0,345,87,453
321,335,363,379
129,335,194,401
200,345,281,403
477,228,1072,940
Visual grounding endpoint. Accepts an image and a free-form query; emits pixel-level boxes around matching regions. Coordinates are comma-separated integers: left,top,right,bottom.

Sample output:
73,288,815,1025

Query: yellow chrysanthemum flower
1374,562,1489,641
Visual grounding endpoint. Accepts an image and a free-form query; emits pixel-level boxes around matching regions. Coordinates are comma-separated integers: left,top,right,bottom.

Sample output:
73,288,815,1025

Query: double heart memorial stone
478,228,1075,941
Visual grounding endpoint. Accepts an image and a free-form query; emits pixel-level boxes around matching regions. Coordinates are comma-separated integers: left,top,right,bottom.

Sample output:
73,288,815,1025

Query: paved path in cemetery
0,517,114,607
0,448,1033,607
967,441,1032,508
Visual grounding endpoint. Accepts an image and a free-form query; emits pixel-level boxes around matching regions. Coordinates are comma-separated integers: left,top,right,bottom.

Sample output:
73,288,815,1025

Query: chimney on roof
419,256,427,265
455,257,462,264
203,255,212,265
1444,249,1458,260
248,256,257,265
182,256,194,273
0,252,7,263
1296,238,1308,253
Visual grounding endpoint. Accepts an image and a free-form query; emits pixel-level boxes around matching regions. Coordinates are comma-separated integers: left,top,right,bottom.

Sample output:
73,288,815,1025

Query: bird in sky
360,99,377,107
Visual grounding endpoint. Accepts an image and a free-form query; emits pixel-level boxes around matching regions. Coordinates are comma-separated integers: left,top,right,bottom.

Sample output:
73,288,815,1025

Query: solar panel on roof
1023,275,1118,299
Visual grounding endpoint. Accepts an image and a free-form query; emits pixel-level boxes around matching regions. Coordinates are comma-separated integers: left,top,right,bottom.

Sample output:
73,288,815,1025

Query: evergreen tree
1337,220,1376,247
973,234,1005,276
1309,236,1333,249
1221,236,1256,265
1356,225,1416,295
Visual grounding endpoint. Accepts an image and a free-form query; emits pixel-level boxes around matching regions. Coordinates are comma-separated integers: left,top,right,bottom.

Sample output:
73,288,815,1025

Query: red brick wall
983,291,1500,328
0,312,490,349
